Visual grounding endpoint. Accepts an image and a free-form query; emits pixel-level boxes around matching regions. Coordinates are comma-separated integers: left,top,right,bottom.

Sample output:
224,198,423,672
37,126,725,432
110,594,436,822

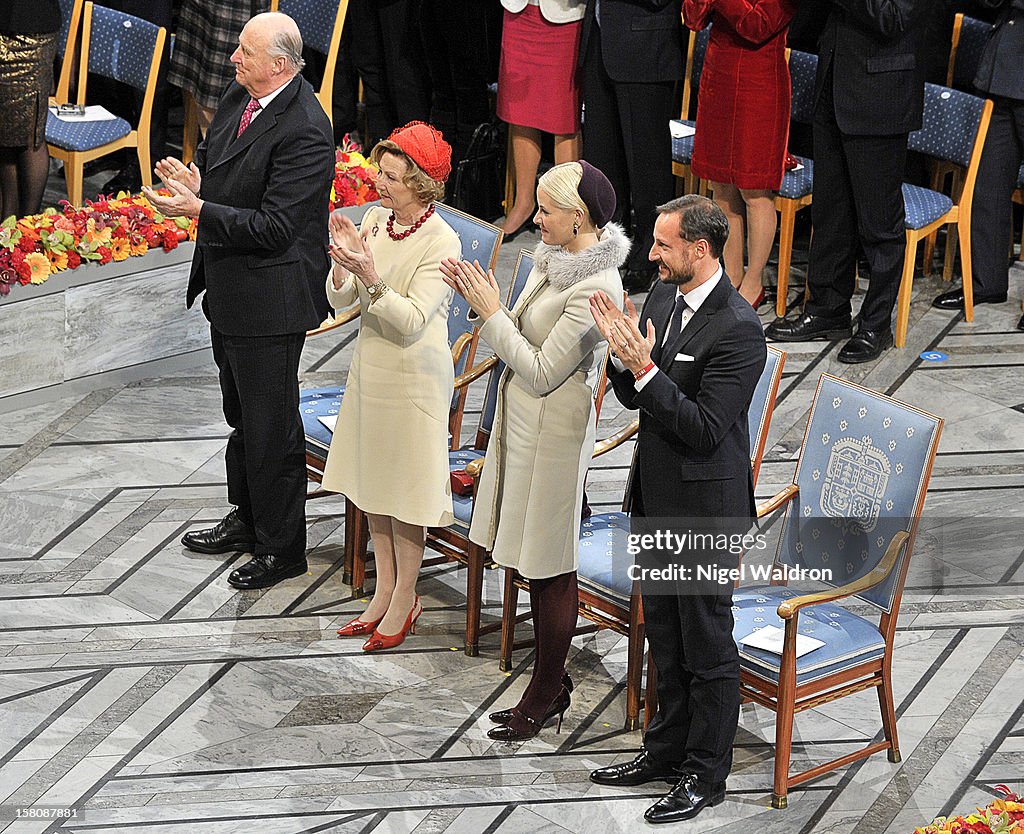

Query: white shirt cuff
634,367,659,392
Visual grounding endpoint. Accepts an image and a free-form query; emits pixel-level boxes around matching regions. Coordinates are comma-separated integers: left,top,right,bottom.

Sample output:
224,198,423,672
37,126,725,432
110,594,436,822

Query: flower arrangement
914,786,1024,834
329,134,379,212
0,136,378,297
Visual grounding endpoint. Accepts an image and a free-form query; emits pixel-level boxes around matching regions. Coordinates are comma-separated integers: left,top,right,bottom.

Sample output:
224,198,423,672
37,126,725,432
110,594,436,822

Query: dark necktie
664,294,689,350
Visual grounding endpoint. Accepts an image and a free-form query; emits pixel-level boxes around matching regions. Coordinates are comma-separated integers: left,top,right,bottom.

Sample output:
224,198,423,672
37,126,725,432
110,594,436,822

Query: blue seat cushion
778,156,813,200
902,183,955,230
449,448,484,529
46,112,132,152
577,512,632,604
300,386,344,465
733,586,886,686
670,121,696,165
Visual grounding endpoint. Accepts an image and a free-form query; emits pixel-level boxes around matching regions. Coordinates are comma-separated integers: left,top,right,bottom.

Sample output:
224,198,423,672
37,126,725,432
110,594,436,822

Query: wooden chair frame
499,345,786,730
52,0,85,106
671,21,708,197
48,2,166,207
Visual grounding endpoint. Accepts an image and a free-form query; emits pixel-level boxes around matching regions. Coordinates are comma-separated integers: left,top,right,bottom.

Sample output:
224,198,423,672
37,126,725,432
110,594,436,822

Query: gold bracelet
366,279,389,304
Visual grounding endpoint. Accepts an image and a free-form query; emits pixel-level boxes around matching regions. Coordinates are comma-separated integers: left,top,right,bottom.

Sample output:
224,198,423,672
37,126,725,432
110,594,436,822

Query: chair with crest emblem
731,374,942,808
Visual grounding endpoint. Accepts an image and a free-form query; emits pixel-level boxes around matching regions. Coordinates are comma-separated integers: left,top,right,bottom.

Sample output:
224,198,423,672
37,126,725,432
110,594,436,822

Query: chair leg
499,568,519,672
464,543,485,657
341,500,353,587
65,153,84,208
182,92,199,167
624,594,645,731
894,231,918,348
775,200,797,318
772,654,797,810
959,214,974,322
921,164,945,276
346,497,367,598
137,140,152,189
643,651,658,733
878,670,901,763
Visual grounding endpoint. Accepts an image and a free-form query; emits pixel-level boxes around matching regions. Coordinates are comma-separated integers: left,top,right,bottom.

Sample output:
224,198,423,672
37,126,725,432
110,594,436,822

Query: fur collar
534,222,630,291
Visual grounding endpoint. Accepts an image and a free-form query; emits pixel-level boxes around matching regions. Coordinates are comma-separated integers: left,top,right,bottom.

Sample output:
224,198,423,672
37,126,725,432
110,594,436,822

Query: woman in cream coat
324,123,461,653
442,161,628,741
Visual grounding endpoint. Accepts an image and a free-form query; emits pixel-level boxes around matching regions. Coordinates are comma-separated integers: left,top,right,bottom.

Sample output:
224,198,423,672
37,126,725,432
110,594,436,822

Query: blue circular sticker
919,351,948,362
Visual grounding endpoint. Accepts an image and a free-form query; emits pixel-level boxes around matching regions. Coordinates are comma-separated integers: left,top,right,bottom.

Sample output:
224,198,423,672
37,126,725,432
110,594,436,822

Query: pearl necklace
387,204,435,241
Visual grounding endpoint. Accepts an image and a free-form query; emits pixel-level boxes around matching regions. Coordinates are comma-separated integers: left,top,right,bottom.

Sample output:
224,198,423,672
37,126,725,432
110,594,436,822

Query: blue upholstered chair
301,204,502,584
498,346,787,729
947,13,993,92
773,49,818,318
45,3,167,207
270,0,349,123
897,84,992,346
670,23,711,196
52,0,85,105
733,374,942,808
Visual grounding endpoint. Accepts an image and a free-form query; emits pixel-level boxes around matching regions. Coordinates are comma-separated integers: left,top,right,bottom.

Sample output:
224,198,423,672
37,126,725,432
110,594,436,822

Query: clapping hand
141,177,203,219
154,157,201,195
328,211,378,287
440,257,501,320
589,291,656,375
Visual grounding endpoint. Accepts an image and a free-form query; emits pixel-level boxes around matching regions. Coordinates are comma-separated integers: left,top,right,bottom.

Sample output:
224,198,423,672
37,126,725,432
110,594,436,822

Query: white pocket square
674,352,696,362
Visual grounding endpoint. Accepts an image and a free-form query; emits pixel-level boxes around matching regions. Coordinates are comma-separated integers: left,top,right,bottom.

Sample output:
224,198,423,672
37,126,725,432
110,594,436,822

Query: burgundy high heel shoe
362,596,422,653
486,685,572,742
336,613,383,638
489,672,573,725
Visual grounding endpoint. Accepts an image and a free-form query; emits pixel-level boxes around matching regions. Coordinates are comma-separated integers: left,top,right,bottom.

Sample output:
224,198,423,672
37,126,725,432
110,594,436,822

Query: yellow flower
110,237,130,262
130,238,148,257
46,248,69,272
25,252,50,284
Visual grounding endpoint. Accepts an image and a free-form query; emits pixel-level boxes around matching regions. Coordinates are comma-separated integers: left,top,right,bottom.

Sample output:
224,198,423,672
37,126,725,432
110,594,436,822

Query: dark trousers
581,24,675,272
211,327,307,562
641,577,740,786
805,73,908,332
970,95,1024,297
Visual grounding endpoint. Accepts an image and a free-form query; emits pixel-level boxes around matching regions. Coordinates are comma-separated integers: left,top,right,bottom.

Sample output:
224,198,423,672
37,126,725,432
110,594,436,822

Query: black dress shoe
181,508,256,554
837,327,894,364
228,554,308,589
932,287,1007,310
590,750,680,787
622,266,658,293
764,311,852,342
501,221,537,243
490,673,573,725
645,773,726,824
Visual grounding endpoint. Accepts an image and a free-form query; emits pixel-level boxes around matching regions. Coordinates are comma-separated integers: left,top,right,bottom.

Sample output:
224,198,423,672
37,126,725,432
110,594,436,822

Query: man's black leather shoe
837,327,894,364
182,508,256,554
764,311,852,342
622,266,658,294
590,750,679,787
644,773,727,824
932,288,1007,310
227,554,308,589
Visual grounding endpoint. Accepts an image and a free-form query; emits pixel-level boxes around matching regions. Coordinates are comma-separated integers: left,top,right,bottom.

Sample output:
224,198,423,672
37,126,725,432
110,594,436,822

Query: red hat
386,121,452,183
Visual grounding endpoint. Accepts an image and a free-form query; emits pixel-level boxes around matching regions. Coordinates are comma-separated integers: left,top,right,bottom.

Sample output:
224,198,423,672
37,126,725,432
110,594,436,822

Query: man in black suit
933,0,1024,331
580,0,685,292
588,195,766,824
766,0,926,363
143,12,335,589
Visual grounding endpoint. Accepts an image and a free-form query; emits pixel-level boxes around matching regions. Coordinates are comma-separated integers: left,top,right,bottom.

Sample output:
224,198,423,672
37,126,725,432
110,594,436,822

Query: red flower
9,248,25,268
97,246,112,265
17,236,37,253
15,259,32,283
161,229,178,251
66,250,82,269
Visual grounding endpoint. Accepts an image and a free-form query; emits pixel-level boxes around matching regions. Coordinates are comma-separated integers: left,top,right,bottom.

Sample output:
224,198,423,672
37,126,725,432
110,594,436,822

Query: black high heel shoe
489,673,573,725
486,685,572,742
501,220,538,244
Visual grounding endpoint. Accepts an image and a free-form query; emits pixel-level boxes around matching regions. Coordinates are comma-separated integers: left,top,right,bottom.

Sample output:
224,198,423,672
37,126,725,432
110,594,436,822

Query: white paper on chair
670,121,696,138
739,625,824,658
790,162,805,172
49,105,119,123
318,415,337,433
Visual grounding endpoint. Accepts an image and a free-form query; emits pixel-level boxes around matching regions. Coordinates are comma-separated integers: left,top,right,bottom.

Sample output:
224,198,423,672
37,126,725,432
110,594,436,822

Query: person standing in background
0,0,61,219
580,0,685,293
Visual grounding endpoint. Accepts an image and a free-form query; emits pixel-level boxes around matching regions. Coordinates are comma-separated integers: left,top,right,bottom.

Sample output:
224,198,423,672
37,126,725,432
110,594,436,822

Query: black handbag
448,121,506,223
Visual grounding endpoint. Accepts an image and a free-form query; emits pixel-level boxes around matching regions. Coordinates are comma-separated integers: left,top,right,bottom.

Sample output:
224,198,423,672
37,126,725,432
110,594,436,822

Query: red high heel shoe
751,288,766,310
362,596,422,652
336,613,384,637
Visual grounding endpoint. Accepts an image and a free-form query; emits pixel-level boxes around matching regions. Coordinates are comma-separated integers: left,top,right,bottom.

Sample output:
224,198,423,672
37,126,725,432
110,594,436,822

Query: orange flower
110,237,130,262
130,237,148,257
46,248,69,272
24,252,50,284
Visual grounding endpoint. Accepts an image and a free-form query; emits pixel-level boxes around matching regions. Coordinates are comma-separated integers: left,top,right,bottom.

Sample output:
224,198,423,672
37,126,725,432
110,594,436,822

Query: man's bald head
231,12,305,98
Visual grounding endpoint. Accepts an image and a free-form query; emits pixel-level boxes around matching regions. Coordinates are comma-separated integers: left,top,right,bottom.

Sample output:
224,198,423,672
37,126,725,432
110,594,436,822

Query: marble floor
1,227,1023,834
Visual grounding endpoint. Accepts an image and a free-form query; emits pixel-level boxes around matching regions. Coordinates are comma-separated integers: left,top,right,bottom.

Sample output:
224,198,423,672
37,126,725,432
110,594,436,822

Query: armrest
306,305,361,337
451,331,474,367
776,530,911,620
756,484,799,518
454,355,499,391
592,418,640,459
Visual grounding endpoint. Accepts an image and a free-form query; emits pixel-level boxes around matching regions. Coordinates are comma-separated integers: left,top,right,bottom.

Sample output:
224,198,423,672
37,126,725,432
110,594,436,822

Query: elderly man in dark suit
580,0,685,293
933,0,1024,331
143,12,335,590
588,195,766,824
766,0,926,363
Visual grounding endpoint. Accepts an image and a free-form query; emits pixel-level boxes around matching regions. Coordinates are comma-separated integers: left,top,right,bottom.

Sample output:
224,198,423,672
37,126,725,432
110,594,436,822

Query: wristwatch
366,279,389,303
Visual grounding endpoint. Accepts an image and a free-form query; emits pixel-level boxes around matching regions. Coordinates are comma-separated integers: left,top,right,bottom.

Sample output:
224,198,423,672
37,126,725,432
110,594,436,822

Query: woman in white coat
324,122,461,653
441,161,628,740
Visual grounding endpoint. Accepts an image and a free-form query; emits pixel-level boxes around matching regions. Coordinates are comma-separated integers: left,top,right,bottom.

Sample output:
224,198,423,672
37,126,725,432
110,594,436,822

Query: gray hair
656,194,729,258
268,23,305,72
